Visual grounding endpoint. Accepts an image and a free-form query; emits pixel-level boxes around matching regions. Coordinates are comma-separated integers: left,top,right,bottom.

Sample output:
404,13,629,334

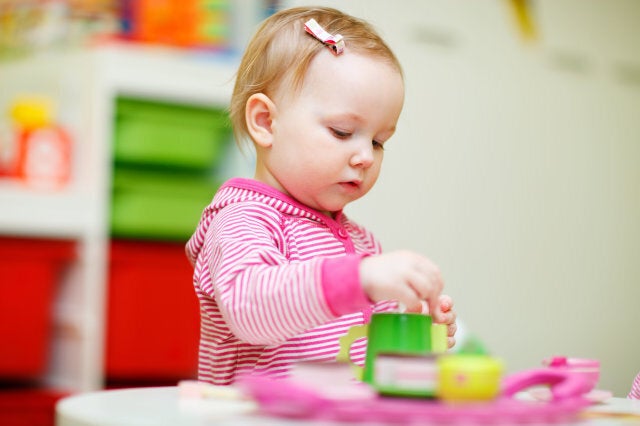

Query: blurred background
0,0,638,423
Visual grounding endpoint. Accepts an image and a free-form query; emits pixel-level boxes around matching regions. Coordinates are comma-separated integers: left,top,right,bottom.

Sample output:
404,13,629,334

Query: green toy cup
337,313,433,384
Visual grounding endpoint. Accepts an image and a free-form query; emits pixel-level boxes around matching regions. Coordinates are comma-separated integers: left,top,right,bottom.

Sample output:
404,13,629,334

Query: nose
349,140,375,168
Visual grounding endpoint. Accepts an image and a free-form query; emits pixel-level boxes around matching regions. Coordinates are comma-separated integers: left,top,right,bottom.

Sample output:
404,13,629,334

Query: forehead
296,49,404,111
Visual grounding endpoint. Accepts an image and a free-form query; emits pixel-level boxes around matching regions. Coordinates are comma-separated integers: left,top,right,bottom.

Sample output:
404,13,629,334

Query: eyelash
330,128,351,139
330,128,385,150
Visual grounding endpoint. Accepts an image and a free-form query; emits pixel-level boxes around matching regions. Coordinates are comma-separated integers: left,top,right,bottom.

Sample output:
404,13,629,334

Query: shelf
0,42,240,392
95,43,238,107
0,181,94,239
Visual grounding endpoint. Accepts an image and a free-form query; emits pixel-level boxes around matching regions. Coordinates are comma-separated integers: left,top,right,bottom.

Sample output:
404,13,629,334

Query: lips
339,180,362,191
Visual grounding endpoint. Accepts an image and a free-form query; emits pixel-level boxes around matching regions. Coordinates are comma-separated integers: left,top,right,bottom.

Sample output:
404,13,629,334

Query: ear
245,93,276,148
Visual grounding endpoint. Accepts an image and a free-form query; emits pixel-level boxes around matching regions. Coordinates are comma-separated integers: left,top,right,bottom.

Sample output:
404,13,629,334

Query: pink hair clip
304,18,344,55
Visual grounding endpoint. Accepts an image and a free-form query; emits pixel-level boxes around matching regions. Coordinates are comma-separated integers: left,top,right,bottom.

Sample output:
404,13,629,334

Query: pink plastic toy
239,368,592,424
542,356,600,392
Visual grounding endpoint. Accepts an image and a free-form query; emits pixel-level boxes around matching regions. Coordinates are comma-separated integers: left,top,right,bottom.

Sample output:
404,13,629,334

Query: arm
203,203,372,345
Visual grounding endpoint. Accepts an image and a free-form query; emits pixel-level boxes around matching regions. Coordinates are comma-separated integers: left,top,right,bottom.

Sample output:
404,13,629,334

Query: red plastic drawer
105,240,199,381
0,387,69,426
0,237,75,379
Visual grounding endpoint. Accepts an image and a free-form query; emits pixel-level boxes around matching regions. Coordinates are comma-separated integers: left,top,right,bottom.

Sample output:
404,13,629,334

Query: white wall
287,0,640,396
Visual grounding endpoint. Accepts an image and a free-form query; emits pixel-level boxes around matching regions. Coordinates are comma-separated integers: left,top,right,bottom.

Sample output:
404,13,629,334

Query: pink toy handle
502,368,591,401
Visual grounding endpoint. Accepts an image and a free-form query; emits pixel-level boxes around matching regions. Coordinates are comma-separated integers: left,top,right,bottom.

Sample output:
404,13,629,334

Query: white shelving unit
0,182,91,238
0,44,237,391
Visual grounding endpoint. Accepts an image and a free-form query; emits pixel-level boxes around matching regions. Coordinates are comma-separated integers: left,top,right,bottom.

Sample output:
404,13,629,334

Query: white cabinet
0,44,237,391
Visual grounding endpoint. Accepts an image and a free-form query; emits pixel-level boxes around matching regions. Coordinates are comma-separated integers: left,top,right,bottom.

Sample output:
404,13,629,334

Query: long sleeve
202,201,371,345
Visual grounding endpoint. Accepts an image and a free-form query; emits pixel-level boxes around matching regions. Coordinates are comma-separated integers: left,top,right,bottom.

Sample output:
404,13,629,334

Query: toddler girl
186,6,457,385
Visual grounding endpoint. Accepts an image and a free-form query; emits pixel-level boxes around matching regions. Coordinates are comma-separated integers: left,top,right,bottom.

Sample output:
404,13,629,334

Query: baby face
262,49,405,216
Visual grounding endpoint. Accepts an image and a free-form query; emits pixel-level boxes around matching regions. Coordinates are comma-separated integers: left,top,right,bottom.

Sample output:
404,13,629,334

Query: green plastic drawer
114,98,232,170
110,170,218,240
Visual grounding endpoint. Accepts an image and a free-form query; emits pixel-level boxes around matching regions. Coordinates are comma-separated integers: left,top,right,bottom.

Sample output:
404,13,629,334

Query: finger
404,301,424,313
406,270,432,300
439,294,453,312
428,270,445,312
427,298,441,321
393,284,423,311
447,321,457,337
407,273,443,316
433,306,456,325
411,256,442,291
447,336,456,349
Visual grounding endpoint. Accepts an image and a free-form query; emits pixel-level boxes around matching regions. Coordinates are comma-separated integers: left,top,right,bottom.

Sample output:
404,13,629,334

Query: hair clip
304,18,344,55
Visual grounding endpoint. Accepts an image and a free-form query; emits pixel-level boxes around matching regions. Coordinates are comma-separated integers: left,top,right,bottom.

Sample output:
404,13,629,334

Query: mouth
339,180,362,191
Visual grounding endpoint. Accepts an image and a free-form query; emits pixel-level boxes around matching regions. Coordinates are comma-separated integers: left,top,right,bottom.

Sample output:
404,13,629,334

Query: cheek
364,161,382,187
370,155,384,176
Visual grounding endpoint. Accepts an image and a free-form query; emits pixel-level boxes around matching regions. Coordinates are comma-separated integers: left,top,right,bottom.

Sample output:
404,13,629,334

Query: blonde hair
229,6,403,150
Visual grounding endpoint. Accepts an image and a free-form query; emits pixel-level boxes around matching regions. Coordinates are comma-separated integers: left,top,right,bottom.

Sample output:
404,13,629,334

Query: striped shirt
186,178,397,385
629,372,640,399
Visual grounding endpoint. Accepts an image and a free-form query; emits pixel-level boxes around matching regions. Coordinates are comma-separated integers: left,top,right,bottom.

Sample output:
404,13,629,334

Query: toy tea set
240,312,603,424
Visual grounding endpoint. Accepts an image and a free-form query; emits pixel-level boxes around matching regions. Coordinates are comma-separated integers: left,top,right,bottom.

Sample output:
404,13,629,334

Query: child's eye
330,128,352,139
372,140,385,150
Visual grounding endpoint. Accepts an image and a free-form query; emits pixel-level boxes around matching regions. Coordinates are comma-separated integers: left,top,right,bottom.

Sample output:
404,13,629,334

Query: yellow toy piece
437,354,503,402
9,96,54,129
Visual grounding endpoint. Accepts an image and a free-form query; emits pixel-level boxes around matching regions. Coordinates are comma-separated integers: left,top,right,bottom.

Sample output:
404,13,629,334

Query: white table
56,386,640,426
55,386,258,426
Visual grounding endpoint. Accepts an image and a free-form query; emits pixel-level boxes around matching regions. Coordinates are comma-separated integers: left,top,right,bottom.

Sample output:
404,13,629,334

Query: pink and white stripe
629,372,640,399
186,178,391,385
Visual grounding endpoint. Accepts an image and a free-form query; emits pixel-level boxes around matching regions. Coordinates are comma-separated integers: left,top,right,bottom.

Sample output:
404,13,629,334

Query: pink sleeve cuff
320,254,372,316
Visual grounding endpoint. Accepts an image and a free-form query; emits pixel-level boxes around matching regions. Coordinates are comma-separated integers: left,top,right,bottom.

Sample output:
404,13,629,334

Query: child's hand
359,250,444,318
434,294,457,349
405,295,457,349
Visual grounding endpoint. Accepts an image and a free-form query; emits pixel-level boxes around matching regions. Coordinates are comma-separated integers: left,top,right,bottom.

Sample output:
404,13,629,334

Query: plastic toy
9,96,71,189
542,356,600,391
239,368,592,425
437,354,503,402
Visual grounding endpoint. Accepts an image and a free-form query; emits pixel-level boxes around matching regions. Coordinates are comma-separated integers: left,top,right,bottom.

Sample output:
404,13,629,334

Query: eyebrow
328,112,365,123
